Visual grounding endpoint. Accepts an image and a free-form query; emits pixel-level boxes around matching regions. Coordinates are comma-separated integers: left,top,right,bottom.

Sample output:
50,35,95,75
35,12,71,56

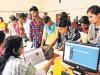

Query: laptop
22,48,46,65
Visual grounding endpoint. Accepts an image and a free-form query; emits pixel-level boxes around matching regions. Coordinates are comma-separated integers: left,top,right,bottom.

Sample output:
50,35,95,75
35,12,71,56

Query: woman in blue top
41,16,58,48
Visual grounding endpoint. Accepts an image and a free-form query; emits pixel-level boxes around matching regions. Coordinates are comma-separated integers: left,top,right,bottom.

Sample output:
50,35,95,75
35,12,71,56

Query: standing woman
87,5,100,44
41,16,58,48
8,15,23,37
57,12,80,50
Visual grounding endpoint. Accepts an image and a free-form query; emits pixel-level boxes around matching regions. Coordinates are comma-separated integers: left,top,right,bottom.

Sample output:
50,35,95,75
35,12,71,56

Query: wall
0,0,100,22
43,0,100,21
0,0,45,22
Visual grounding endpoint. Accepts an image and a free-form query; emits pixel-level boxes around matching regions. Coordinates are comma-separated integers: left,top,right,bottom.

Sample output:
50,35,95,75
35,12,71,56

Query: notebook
22,48,46,65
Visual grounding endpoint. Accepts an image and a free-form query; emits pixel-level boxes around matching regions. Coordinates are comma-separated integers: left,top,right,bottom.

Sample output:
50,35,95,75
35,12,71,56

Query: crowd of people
0,5,100,75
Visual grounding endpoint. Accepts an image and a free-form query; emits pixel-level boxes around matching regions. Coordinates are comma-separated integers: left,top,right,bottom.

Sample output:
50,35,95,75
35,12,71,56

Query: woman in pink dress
8,15,23,37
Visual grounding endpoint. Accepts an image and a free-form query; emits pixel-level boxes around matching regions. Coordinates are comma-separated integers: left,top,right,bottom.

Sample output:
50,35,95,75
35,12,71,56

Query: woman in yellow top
41,16,58,48
0,17,6,32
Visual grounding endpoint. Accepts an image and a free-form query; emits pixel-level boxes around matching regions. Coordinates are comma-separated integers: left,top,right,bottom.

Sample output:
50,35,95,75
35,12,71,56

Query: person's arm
57,44,64,51
72,28,80,41
97,33,100,37
29,22,32,41
8,24,11,36
43,53,59,73
77,37,82,43
43,59,54,73
41,39,46,47
41,26,46,47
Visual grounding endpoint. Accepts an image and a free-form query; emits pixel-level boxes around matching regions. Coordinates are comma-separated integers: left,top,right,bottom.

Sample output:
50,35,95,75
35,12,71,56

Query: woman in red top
78,16,90,44
80,16,90,34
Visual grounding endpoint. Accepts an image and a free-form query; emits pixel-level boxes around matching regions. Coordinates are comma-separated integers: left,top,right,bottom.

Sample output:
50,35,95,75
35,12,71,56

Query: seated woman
57,12,80,50
41,16,58,48
0,31,5,56
0,36,53,75
78,16,90,44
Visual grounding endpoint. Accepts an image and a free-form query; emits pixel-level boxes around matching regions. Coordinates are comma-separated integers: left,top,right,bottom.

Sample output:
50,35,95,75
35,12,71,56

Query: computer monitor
63,42,100,74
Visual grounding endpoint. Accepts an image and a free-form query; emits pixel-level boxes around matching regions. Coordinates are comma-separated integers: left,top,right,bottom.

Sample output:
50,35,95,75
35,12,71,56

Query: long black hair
80,16,90,29
29,6,38,12
58,12,69,27
87,5,100,15
0,17,4,22
0,36,22,72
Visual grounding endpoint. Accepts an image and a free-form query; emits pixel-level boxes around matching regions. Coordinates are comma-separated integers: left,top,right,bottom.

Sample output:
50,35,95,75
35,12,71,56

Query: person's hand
48,59,54,65
52,53,59,60
97,33,100,37
40,44,44,48
48,44,52,47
